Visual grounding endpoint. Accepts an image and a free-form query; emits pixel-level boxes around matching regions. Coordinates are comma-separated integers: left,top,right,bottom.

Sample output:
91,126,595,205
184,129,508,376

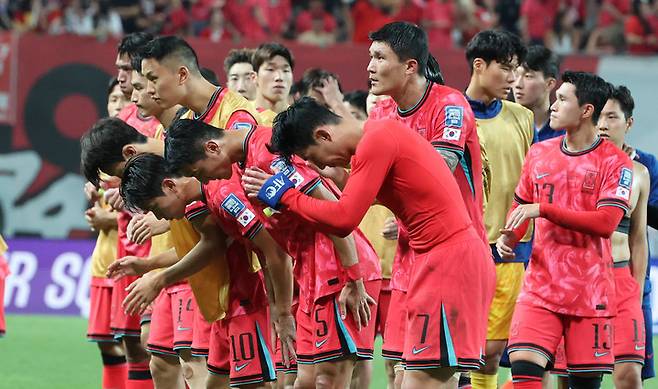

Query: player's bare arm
629,162,650,297
107,247,178,279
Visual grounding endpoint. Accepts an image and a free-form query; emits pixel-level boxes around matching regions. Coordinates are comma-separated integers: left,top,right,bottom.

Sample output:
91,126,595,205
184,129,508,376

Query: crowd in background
1,0,658,54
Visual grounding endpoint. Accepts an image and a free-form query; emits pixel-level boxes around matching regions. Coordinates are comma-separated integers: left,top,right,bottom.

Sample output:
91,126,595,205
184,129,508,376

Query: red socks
126,360,153,389
101,353,127,389
511,361,544,389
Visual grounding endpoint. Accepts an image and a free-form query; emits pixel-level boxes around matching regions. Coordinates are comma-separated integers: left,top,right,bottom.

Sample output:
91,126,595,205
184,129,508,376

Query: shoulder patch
237,208,256,227
232,122,254,131
444,105,463,129
619,167,633,189
271,157,296,177
221,193,246,218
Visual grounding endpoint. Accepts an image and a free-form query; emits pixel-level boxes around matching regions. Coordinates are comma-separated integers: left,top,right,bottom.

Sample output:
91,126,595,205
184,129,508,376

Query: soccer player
239,97,495,389
598,85,650,388
343,90,369,121
164,118,382,389
108,77,129,118
113,153,295,389
0,234,8,338
224,48,258,101
252,43,294,118
497,71,633,389
513,45,565,142
463,30,532,389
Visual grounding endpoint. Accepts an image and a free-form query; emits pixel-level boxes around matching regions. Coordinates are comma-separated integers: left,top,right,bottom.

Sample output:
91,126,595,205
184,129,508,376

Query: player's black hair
107,77,119,96
465,29,527,69
130,50,145,73
522,45,560,79
252,42,295,72
561,71,612,124
369,21,445,84
80,117,148,187
164,118,225,173
343,90,368,116
141,36,200,74
118,32,154,59
269,96,341,161
610,85,635,119
289,79,305,102
300,68,343,96
120,153,175,213
224,48,255,74
201,67,219,86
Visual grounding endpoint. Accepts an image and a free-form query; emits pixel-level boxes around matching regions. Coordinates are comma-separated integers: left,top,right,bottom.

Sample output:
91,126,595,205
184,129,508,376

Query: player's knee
315,371,339,389
98,341,124,356
122,337,149,362
511,360,545,380
205,373,229,389
149,354,179,379
614,364,643,389
567,373,602,389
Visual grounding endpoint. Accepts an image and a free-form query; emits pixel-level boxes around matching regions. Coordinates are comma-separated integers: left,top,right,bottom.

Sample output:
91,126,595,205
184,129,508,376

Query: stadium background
1,32,657,387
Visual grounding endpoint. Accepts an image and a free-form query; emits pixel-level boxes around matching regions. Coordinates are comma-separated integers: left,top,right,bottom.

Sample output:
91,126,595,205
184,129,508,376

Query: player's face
131,70,163,118
107,84,128,117
598,99,631,147
256,55,293,103
146,185,187,220
227,62,257,100
298,128,351,169
142,58,185,109
367,41,406,96
479,59,518,100
115,53,133,98
514,67,550,108
550,82,582,129
343,101,367,121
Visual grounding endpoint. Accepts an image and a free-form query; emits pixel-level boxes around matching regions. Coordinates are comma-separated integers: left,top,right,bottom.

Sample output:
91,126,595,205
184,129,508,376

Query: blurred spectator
223,0,268,41
624,0,657,53
189,0,213,35
35,0,65,34
457,0,494,45
296,0,336,33
253,0,292,38
547,6,581,54
495,0,521,35
160,0,189,35
350,0,394,42
0,0,13,30
394,0,422,25
110,0,141,33
65,0,95,35
199,6,233,42
586,0,630,53
520,0,558,45
94,0,124,38
422,0,455,48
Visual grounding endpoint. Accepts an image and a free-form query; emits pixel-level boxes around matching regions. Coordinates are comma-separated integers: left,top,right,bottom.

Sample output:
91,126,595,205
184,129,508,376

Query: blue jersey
635,148,658,306
534,118,566,143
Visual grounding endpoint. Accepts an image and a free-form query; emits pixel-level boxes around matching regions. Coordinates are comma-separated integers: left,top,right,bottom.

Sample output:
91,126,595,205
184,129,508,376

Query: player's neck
185,78,219,115
224,129,249,164
465,82,496,105
565,124,598,151
255,94,288,114
156,105,181,128
180,177,203,202
392,75,429,111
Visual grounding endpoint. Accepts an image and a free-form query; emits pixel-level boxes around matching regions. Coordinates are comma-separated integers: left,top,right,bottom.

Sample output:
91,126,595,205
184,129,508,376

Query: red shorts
191,307,212,357
376,279,392,337
87,276,117,342
110,275,142,338
207,307,276,387
147,282,196,356
611,264,645,365
0,254,7,337
382,289,406,361
403,233,495,371
509,301,614,374
274,303,299,374
296,280,381,365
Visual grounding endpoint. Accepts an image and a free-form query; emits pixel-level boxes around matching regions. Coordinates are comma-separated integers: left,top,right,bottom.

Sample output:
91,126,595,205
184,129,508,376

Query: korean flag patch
444,105,464,129
221,193,246,218
237,208,255,227
232,122,254,131
443,128,461,141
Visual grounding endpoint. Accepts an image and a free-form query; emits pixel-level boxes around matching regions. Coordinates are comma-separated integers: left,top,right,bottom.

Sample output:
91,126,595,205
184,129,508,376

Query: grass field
2,314,657,388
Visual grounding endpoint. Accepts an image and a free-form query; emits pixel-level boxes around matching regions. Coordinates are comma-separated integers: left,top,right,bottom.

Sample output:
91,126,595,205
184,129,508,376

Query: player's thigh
508,302,563,367
314,358,355,388
401,367,457,389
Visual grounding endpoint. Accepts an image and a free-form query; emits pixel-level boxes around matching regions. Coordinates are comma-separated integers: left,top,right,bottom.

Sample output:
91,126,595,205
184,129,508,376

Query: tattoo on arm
439,149,459,172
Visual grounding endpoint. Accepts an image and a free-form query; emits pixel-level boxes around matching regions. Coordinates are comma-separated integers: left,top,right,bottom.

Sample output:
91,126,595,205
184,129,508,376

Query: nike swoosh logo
635,345,646,351
536,173,550,179
235,362,250,372
412,346,430,355
315,339,328,348
177,326,192,331
594,351,609,357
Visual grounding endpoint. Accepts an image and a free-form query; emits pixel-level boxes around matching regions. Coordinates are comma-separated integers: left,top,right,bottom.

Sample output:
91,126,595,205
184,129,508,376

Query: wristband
257,172,295,209
344,262,363,282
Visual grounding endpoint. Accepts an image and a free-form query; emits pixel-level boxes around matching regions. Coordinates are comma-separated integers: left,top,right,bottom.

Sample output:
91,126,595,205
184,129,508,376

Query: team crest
444,106,463,129
582,170,598,193
221,193,246,218
232,122,254,131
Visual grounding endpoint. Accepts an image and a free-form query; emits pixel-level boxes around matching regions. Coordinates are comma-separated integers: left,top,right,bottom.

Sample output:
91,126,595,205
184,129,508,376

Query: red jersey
117,103,160,138
184,191,267,319
240,125,381,313
278,119,475,253
369,82,487,245
514,137,633,317
116,211,152,259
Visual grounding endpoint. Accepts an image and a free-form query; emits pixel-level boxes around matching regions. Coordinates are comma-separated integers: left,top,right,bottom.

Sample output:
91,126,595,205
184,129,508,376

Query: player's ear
626,116,634,132
472,58,485,74
204,140,220,155
122,144,137,160
314,127,332,142
178,66,189,85
581,103,595,121
162,178,177,193
546,77,557,91
405,58,419,76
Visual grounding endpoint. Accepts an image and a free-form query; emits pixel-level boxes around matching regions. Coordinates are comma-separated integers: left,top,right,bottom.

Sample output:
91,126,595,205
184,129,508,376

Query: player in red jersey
496,72,634,389
237,97,495,389
112,153,295,389
252,43,293,116
164,118,382,389
224,48,258,101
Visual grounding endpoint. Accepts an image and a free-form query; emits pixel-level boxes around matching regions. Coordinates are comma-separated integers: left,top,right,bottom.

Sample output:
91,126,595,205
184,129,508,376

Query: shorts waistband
614,260,629,268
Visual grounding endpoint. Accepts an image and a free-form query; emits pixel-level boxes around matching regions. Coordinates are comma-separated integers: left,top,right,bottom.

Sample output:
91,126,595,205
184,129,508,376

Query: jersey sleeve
204,180,263,240
185,200,211,221
513,147,536,205
597,153,633,213
226,110,258,132
279,125,396,237
428,96,474,159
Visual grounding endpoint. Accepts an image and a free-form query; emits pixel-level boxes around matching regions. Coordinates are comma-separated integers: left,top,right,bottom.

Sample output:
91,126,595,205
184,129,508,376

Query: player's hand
338,279,376,331
496,229,517,260
381,217,399,240
622,143,635,158
241,167,273,198
105,188,125,211
85,205,117,232
123,271,163,315
84,182,101,202
107,256,151,279
270,306,297,367
313,76,344,112
127,212,169,244
505,203,540,230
